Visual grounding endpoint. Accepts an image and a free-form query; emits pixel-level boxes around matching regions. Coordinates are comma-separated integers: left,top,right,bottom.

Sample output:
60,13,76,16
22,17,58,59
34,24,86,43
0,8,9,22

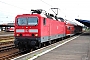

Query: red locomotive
14,9,82,52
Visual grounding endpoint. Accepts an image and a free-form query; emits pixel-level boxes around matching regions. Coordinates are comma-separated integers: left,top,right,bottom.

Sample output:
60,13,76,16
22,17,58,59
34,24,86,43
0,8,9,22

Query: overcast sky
0,0,90,25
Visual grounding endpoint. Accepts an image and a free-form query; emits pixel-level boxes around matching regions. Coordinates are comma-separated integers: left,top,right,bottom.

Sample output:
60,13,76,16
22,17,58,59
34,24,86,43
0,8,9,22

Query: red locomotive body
14,9,66,51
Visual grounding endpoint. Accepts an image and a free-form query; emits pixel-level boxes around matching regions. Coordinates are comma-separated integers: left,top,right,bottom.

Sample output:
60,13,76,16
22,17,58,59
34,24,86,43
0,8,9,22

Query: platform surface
35,32,90,60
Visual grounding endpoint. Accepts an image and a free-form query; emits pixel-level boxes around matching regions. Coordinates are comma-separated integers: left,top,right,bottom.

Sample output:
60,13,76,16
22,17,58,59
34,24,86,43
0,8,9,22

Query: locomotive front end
14,14,41,51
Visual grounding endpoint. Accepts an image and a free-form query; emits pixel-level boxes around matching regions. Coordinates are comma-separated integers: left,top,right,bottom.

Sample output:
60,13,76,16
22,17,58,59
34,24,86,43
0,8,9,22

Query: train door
49,23,51,40
48,22,51,44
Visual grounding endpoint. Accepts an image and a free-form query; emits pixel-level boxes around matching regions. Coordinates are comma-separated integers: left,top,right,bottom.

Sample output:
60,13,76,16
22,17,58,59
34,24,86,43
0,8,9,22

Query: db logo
26,29,29,32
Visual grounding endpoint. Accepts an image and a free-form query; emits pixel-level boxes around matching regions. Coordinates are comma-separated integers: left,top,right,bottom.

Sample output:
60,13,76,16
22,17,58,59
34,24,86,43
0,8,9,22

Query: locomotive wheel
49,41,52,45
19,48,29,53
38,43,41,48
33,43,41,50
51,40,54,44
61,37,64,40
37,42,41,49
54,40,56,43
59,38,62,41
19,48,26,54
43,43,46,47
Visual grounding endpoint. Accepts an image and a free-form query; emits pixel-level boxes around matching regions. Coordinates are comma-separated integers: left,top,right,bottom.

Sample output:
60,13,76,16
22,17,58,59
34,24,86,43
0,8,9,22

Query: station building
0,23,14,32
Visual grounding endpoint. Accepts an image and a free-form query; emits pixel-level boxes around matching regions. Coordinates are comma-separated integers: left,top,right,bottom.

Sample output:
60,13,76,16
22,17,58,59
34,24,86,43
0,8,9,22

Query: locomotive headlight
16,34,19,36
35,34,38,36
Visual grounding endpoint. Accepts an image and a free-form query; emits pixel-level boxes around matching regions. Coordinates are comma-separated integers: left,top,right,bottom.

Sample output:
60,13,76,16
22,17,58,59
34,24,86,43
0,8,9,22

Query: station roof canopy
0,23,14,27
75,19,90,27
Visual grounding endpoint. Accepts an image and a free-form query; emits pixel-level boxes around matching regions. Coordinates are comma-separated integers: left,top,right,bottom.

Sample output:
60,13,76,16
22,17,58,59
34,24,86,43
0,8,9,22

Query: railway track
0,34,81,60
0,49,20,60
0,36,14,41
0,41,13,45
0,44,15,52
12,35,81,60
0,31,14,35
0,36,14,46
0,48,31,60
0,43,20,60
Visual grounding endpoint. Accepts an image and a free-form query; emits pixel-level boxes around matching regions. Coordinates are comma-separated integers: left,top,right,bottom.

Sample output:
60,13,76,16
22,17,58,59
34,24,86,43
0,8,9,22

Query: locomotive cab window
17,18,27,25
28,17,38,25
17,17,38,25
43,18,46,25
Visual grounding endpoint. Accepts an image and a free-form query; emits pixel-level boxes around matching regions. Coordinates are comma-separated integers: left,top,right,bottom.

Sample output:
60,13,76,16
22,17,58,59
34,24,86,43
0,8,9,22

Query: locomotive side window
43,18,46,25
17,18,27,25
28,17,38,25
68,26,70,30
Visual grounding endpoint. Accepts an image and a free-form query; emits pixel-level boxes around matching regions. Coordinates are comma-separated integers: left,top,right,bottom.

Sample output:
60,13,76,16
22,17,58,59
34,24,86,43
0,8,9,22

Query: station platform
35,32,90,60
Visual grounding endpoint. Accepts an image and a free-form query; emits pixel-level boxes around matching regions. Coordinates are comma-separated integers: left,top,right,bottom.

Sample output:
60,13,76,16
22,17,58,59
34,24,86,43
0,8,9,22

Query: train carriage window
43,18,46,25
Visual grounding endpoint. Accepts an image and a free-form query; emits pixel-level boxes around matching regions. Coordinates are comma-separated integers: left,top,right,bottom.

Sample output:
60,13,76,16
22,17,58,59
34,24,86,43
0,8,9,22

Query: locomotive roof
16,9,65,22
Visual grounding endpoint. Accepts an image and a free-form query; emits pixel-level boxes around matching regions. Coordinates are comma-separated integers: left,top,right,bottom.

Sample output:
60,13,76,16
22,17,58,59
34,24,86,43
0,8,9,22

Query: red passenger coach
74,25,82,34
65,21,75,37
65,20,82,37
14,9,66,51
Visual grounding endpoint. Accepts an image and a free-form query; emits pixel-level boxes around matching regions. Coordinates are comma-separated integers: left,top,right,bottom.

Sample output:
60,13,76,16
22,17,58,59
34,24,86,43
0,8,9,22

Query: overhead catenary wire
0,0,29,11
0,0,30,18
39,0,66,18
40,0,53,7
37,0,81,24
0,0,66,18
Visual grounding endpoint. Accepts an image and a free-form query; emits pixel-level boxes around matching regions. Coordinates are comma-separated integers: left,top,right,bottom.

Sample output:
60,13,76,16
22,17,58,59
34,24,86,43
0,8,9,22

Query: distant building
0,23,14,31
